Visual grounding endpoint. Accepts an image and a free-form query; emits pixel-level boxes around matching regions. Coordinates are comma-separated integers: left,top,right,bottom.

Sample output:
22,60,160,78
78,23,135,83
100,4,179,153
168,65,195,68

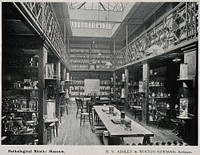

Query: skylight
68,2,128,12
67,2,134,38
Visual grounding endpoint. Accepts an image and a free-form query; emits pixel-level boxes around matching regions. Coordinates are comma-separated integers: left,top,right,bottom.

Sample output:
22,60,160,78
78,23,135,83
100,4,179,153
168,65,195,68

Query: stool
47,122,55,143
34,139,39,145
65,99,69,114
171,118,182,135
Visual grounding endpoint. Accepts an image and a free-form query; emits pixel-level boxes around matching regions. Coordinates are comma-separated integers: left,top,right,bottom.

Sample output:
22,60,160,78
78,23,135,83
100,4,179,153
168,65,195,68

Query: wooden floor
52,102,102,145
51,102,182,145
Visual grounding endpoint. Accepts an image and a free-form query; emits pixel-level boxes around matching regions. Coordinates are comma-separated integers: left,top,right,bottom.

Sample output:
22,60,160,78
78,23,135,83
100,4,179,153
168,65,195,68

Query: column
63,67,66,81
125,24,129,63
125,68,129,105
113,39,116,69
67,36,70,53
113,72,116,101
142,62,149,124
56,61,61,121
38,44,48,144
126,24,128,45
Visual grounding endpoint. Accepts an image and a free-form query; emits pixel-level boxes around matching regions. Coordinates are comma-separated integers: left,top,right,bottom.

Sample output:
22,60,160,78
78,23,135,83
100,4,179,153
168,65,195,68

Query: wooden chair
156,111,170,129
64,98,69,114
86,100,94,125
75,98,90,126
75,98,81,118
171,109,182,135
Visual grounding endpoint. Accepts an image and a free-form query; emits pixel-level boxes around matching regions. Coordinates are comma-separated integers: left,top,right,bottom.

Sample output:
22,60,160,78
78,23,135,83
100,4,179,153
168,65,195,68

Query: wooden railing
19,2,70,68
114,2,198,68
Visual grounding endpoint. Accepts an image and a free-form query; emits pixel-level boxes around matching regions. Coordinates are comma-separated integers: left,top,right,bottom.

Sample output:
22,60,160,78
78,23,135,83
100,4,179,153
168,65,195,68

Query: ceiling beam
69,19,122,24
68,9,123,23
127,18,144,25
99,2,106,11
71,28,112,38
78,2,86,9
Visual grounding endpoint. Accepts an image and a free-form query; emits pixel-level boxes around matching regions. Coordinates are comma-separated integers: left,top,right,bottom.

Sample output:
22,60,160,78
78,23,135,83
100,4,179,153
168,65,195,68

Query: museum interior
1,2,198,146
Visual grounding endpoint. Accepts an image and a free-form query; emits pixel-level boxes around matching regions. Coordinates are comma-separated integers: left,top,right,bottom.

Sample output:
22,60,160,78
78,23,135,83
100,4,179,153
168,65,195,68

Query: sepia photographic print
0,1,199,155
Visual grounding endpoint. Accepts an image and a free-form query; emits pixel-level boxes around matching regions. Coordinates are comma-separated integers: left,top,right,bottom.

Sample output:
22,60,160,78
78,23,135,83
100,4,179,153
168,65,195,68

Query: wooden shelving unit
2,52,39,145
148,67,171,122
70,71,111,100
70,43,112,71
128,80,139,106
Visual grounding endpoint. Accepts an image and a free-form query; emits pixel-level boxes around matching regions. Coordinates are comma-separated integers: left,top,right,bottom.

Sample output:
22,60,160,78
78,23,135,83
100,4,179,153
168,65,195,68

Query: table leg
103,131,109,145
56,121,58,137
143,136,150,145
135,109,137,119
92,108,95,127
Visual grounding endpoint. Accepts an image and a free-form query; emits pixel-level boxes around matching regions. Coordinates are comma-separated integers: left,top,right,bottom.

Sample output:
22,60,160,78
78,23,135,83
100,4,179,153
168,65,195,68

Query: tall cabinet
2,3,68,145
2,48,40,145
148,67,171,122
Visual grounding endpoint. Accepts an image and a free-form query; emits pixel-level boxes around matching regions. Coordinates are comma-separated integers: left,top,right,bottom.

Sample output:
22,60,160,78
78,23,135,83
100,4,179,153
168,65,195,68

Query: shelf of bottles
70,72,85,97
70,45,112,70
115,73,126,101
110,77,114,101
2,98,38,141
100,80,111,97
2,57,39,144
70,72,111,98
70,80,85,97
128,80,140,106
148,67,171,122
70,48,90,70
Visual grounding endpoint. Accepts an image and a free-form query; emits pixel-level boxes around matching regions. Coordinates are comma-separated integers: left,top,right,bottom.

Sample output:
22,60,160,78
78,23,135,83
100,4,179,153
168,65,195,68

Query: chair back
76,98,85,112
75,98,81,109
86,100,93,114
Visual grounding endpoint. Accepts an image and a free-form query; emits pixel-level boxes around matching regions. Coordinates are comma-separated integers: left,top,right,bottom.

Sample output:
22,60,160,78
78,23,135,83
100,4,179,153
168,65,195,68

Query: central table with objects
93,105,154,145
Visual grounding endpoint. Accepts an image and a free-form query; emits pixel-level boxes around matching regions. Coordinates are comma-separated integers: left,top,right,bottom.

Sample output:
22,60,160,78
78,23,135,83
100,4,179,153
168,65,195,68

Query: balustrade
114,2,198,68
21,2,70,67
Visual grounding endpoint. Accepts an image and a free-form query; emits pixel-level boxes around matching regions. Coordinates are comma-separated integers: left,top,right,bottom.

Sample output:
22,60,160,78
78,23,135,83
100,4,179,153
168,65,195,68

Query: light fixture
172,58,181,62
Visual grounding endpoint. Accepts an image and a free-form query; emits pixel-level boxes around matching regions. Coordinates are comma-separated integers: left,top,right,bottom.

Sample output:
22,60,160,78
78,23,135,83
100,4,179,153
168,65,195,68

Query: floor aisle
51,102,182,145
52,102,102,145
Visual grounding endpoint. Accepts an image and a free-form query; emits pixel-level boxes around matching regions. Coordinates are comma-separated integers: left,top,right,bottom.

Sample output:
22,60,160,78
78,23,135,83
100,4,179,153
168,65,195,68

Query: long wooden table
93,105,154,145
